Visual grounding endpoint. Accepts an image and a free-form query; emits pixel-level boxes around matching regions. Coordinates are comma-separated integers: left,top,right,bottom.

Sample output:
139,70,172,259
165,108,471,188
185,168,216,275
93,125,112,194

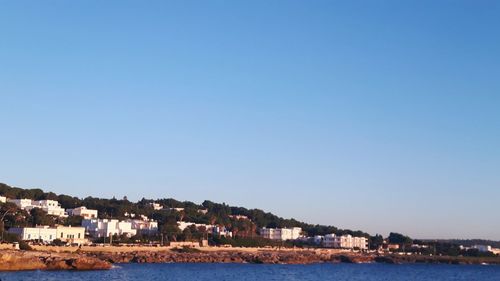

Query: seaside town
0,194,373,251
1,187,499,259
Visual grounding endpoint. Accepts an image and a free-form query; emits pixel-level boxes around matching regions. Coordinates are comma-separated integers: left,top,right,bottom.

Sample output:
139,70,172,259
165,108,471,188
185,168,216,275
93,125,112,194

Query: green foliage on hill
388,232,413,245
1,182,369,240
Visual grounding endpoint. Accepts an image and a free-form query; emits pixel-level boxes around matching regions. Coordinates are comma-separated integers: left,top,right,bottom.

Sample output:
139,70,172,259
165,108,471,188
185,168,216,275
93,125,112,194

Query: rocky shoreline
0,250,112,271
2,249,499,271
88,250,500,266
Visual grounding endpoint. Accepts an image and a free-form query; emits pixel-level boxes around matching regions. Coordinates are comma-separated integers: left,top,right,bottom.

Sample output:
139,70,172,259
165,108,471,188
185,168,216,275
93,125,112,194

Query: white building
229,215,249,220
82,219,137,238
8,225,86,244
324,234,368,250
32,200,67,217
314,235,325,245
260,227,302,241
0,196,6,203
67,206,98,219
167,207,185,212
128,219,159,235
472,245,492,253
177,221,214,232
213,226,233,238
7,198,34,210
8,226,57,242
56,226,86,244
149,203,163,210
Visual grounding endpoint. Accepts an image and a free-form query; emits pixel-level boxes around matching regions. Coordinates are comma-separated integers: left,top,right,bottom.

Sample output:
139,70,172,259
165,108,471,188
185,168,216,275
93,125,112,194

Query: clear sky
1,1,499,240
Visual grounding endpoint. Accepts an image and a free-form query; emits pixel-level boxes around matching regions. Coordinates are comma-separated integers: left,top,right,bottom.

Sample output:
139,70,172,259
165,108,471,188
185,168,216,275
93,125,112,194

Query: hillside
0,182,370,242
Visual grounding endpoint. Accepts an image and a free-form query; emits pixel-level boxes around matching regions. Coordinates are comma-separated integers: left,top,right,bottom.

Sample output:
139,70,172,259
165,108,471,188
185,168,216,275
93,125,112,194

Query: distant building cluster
259,227,303,241
1,195,370,250
2,195,160,244
7,199,68,217
81,218,158,238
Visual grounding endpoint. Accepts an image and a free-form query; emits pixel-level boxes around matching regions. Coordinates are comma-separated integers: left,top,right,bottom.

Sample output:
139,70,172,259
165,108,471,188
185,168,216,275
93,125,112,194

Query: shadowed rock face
91,250,363,264
89,250,500,266
3,249,499,271
0,250,112,271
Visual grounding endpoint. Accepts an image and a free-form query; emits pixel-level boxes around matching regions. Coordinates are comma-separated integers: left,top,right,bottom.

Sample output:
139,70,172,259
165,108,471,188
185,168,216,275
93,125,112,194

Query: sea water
1,263,499,281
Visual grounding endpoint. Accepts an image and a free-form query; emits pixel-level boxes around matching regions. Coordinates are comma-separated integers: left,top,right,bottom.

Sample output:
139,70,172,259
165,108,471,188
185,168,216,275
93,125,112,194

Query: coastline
2,245,499,271
0,249,112,271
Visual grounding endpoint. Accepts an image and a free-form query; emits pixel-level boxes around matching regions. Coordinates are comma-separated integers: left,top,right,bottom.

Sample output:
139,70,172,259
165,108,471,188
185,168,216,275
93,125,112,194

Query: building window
61,232,64,238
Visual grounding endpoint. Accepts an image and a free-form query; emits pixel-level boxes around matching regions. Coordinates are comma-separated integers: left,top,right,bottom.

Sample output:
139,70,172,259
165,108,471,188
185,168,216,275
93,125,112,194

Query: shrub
19,241,32,251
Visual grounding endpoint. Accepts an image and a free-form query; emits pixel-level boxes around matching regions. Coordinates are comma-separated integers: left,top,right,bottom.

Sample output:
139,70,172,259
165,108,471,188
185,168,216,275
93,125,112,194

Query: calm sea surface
1,263,499,281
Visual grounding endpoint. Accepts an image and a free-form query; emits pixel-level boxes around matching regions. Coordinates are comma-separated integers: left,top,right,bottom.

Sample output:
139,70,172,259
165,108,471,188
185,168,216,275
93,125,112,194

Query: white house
229,215,249,220
167,207,185,212
7,198,34,210
8,226,57,242
56,226,86,244
324,234,368,250
67,206,98,219
213,226,233,238
32,200,67,217
149,202,163,210
82,219,137,238
177,221,214,232
314,235,325,245
0,196,6,203
127,219,159,235
8,225,86,244
260,227,302,241
472,245,492,253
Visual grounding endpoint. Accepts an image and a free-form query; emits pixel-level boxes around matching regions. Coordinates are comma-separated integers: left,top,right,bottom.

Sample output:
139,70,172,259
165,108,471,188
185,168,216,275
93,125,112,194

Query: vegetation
1,182,499,257
0,182,370,241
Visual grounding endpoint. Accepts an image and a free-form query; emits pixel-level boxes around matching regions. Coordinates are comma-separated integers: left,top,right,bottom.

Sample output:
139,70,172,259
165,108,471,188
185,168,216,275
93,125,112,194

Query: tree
388,232,412,245
29,208,54,226
370,234,384,250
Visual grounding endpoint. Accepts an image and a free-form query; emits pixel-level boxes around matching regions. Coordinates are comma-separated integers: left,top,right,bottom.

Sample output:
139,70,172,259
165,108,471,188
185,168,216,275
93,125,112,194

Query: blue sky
1,1,499,240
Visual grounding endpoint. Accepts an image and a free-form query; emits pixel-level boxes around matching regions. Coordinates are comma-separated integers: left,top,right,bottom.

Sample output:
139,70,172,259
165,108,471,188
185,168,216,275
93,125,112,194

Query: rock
0,250,112,271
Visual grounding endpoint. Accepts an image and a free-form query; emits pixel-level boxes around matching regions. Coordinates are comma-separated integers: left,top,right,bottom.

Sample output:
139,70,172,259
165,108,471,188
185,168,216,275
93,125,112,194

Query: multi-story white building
324,234,337,247
67,206,98,219
260,227,302,241
8,225,86,244
127,219,159,236
8,226,57,242
7,198,35,210
82,219,137,238
0,196,6,203
32,200,67,217
324,234,368,250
